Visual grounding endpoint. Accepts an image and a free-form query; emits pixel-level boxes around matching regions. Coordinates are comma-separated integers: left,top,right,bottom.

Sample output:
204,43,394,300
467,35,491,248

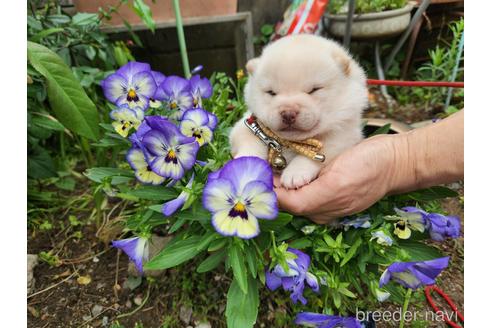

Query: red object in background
271,0,330,41
367,79,464,88
425,285,464,328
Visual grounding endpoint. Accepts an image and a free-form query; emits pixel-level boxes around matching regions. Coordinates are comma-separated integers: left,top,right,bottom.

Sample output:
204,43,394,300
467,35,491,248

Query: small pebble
93,256,100,263
91,304,104,317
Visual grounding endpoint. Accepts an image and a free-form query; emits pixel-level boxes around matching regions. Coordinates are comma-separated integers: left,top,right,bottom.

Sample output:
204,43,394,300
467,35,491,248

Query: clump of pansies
100,62,462,328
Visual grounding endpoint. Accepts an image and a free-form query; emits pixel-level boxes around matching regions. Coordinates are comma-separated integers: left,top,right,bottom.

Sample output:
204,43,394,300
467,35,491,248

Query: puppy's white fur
230,34,367,189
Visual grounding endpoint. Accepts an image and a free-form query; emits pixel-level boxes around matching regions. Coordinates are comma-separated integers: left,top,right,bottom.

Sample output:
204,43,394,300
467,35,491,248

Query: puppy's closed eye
265,90,277,96
307,87,323,95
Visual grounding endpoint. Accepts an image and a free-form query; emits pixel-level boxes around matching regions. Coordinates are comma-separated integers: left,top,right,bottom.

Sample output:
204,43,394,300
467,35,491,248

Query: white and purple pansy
154,76,193,119
265,248,319,305
141,116,199,180
126,147,166,185
402,206,461,241
379,256,449,290
101,61,157,110
179,108,218,146
162,173,194,216
340,215,371,230
110,105,144,138
202,156,278,239
385,208,426,239
189,75,213,108
149,71,166,108
295,312,361,328
370,230,393,246
112,236,149,275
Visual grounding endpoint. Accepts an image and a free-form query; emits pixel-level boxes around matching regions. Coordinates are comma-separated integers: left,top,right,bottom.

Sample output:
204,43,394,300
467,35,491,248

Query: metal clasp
244,118,283,153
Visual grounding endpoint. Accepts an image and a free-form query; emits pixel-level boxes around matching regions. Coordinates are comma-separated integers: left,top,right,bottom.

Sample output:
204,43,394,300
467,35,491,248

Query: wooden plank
101,12,251,33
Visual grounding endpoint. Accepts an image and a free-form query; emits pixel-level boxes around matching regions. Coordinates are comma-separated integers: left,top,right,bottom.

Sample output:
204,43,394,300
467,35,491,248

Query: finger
274,178,333,215
309,214,337,225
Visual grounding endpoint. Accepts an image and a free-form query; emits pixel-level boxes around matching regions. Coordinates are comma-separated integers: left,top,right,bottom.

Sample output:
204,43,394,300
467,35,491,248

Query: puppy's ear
246,58,260,75
332,49,352,77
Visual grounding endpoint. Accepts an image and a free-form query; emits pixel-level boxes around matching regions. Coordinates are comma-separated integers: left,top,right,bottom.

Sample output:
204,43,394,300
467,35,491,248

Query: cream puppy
230,34,367,189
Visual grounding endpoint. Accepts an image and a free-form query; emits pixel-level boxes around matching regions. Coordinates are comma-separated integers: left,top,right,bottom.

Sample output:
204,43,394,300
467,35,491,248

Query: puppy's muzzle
280,108,299,125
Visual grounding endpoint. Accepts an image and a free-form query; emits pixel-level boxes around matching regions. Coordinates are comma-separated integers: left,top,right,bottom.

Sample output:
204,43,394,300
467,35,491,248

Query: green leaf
229,244,248,294
259,212,293,231
124,185,177,201
27,42,100,140
28,149,57,179
145,236,203,270
244,246,258,278
406,186,459,201
30,27,65,42
196,232,220,251
71,12,99,26
369,123,392,136
226,277,259,328
32,115,65,132
83,167,134,183
289,237,312,249
340,238,362,267
197,249,226,273
398,240,443,261
132,0,156,32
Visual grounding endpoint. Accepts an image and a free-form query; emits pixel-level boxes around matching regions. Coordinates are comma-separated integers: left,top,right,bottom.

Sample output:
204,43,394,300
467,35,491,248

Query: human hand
274,134,409,224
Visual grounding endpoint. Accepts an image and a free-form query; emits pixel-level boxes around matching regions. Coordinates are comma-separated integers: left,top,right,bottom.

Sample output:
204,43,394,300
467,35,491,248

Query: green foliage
254,24,274,45
389,18,464,111
330,0,407,14
28,41,100,140
226,277,259,328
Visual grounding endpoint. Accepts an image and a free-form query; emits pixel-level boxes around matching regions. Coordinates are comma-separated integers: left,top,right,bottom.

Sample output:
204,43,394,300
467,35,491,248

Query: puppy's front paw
280,157,321,189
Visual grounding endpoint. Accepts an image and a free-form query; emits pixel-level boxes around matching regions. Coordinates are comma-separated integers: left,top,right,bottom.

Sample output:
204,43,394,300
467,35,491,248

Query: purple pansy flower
402,207,461,241
154,76,193,119
379,257,449,290
370,230,393,246
162,174,194,216
265,248,319,305
149,71,166,108
101,61,157,110
202,157,278,239
295,312,361,328
189,75,213,108
179,108,218,146
141,116,199,180
112,236,149,274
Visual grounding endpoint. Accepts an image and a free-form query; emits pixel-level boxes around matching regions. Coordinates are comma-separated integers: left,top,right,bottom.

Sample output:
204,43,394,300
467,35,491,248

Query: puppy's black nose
281,110,298,125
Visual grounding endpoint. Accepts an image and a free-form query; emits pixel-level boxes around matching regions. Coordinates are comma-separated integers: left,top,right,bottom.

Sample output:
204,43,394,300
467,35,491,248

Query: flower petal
241,181,278,219
150,156,185,180
131,71,157,98
203,178,237,213
142,130,170,157
218,156,274,193
162,174,194,216
117,61,151,80
175,141,199,171
211,209,260,239
112,237,149,274
101,73,127,104
265,269,282,291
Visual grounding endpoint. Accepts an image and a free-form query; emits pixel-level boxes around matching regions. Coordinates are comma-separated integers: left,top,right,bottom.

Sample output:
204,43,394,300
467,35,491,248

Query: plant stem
399,288,412,328
172,0,191,78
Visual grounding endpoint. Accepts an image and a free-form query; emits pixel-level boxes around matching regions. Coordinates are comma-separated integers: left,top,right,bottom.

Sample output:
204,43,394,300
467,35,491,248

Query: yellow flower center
128,89,137,98
170,102,178,109
233,202,246,212
167,149,176,159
